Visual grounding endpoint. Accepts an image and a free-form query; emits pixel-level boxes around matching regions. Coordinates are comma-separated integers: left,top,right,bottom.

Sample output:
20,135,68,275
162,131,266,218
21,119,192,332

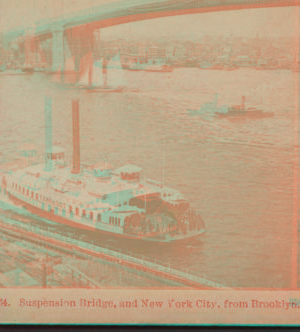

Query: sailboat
51,38,77,84
50,55,77,84
34,46,48,72
77,53,126,92
77,59,91,87
92,59,105,87
22,50,35,73
64,56,75,74
105,54,126,90
62,38,77,84
63,55,77,84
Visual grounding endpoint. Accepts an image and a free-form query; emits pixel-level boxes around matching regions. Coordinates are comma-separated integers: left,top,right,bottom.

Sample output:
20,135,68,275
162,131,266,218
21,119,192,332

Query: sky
0,0,299,40
100,7,299,41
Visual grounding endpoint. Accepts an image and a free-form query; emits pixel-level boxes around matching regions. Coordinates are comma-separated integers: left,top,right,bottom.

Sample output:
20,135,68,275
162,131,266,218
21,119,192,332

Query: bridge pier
52,27,64,72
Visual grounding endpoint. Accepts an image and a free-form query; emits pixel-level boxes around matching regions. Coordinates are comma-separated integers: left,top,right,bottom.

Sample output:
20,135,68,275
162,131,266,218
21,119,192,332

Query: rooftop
90,161,114,171
115,164,142,174
18,144,37,151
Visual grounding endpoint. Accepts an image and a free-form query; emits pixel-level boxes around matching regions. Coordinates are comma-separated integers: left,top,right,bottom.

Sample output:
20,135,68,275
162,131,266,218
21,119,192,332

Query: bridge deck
2,0,300,41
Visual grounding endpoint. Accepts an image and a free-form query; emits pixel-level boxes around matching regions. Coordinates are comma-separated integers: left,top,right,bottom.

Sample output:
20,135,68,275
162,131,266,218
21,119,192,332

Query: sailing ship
34,49,48,72
22,49,35,73
1,99,205,242
51,39,77,84
77,53,126,92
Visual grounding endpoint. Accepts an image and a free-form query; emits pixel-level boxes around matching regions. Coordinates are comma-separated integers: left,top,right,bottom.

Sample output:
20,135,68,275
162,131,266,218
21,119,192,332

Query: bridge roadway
0,212,229,289
3,0,300,42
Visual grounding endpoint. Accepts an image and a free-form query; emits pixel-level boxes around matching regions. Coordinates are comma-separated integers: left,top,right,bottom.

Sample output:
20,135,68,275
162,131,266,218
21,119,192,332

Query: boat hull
75,85,124,93
216,110,274,119
127,65,173,72
2,70,25,75
86,87,124,93
6,192,205,243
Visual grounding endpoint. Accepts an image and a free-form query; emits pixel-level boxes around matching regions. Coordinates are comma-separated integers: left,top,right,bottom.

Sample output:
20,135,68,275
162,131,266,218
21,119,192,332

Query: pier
0,213,228,289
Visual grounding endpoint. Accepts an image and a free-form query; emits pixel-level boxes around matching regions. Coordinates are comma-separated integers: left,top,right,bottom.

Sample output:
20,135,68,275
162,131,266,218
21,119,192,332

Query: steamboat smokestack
71,99,80,174
44,96,52,171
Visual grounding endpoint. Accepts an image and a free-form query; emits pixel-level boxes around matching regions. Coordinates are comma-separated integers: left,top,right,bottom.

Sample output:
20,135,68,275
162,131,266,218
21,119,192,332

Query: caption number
0,299,10,307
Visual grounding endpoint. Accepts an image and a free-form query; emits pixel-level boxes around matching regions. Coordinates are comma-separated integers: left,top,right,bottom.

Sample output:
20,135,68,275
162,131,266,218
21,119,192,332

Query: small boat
51,40,77,85
3,68,24,75
216,96,274,119
128,59,173,72
22,51,35,73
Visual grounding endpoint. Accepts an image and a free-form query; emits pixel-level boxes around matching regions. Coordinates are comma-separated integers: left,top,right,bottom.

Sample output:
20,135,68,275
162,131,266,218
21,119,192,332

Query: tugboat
1,98,205,242
216,96,274,119
128,58,173,72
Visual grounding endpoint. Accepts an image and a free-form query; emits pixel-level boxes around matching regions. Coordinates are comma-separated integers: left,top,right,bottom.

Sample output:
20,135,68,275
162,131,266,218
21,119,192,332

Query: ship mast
71,99,80,175
214,93,218,108
241,96,246,111
0,96,2,163
144,176,146,213
44,96,53,171
162,137,166,188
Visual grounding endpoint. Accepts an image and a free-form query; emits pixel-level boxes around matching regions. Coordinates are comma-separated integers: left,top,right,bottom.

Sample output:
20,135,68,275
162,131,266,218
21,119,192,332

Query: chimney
44,96,52,171
71,99,80,174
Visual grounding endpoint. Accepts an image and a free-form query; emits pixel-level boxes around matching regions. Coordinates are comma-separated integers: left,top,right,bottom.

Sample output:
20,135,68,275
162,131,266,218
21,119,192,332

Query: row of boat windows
80,209,101,222
109,216,121,226
10,182,124,225
10,183,180,214
11,183,66,206
10,182,105,222
11,183,123,226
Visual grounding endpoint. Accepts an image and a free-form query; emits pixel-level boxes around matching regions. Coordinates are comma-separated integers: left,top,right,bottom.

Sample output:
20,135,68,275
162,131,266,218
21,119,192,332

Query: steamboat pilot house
87,163,146,235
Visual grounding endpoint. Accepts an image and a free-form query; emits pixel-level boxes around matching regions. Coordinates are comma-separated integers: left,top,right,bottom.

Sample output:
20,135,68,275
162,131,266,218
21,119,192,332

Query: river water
0,68,297,288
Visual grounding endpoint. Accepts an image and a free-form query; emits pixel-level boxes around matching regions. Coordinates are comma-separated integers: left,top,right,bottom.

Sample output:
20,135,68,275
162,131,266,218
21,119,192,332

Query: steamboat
216,96,274,119
1,99,205,242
